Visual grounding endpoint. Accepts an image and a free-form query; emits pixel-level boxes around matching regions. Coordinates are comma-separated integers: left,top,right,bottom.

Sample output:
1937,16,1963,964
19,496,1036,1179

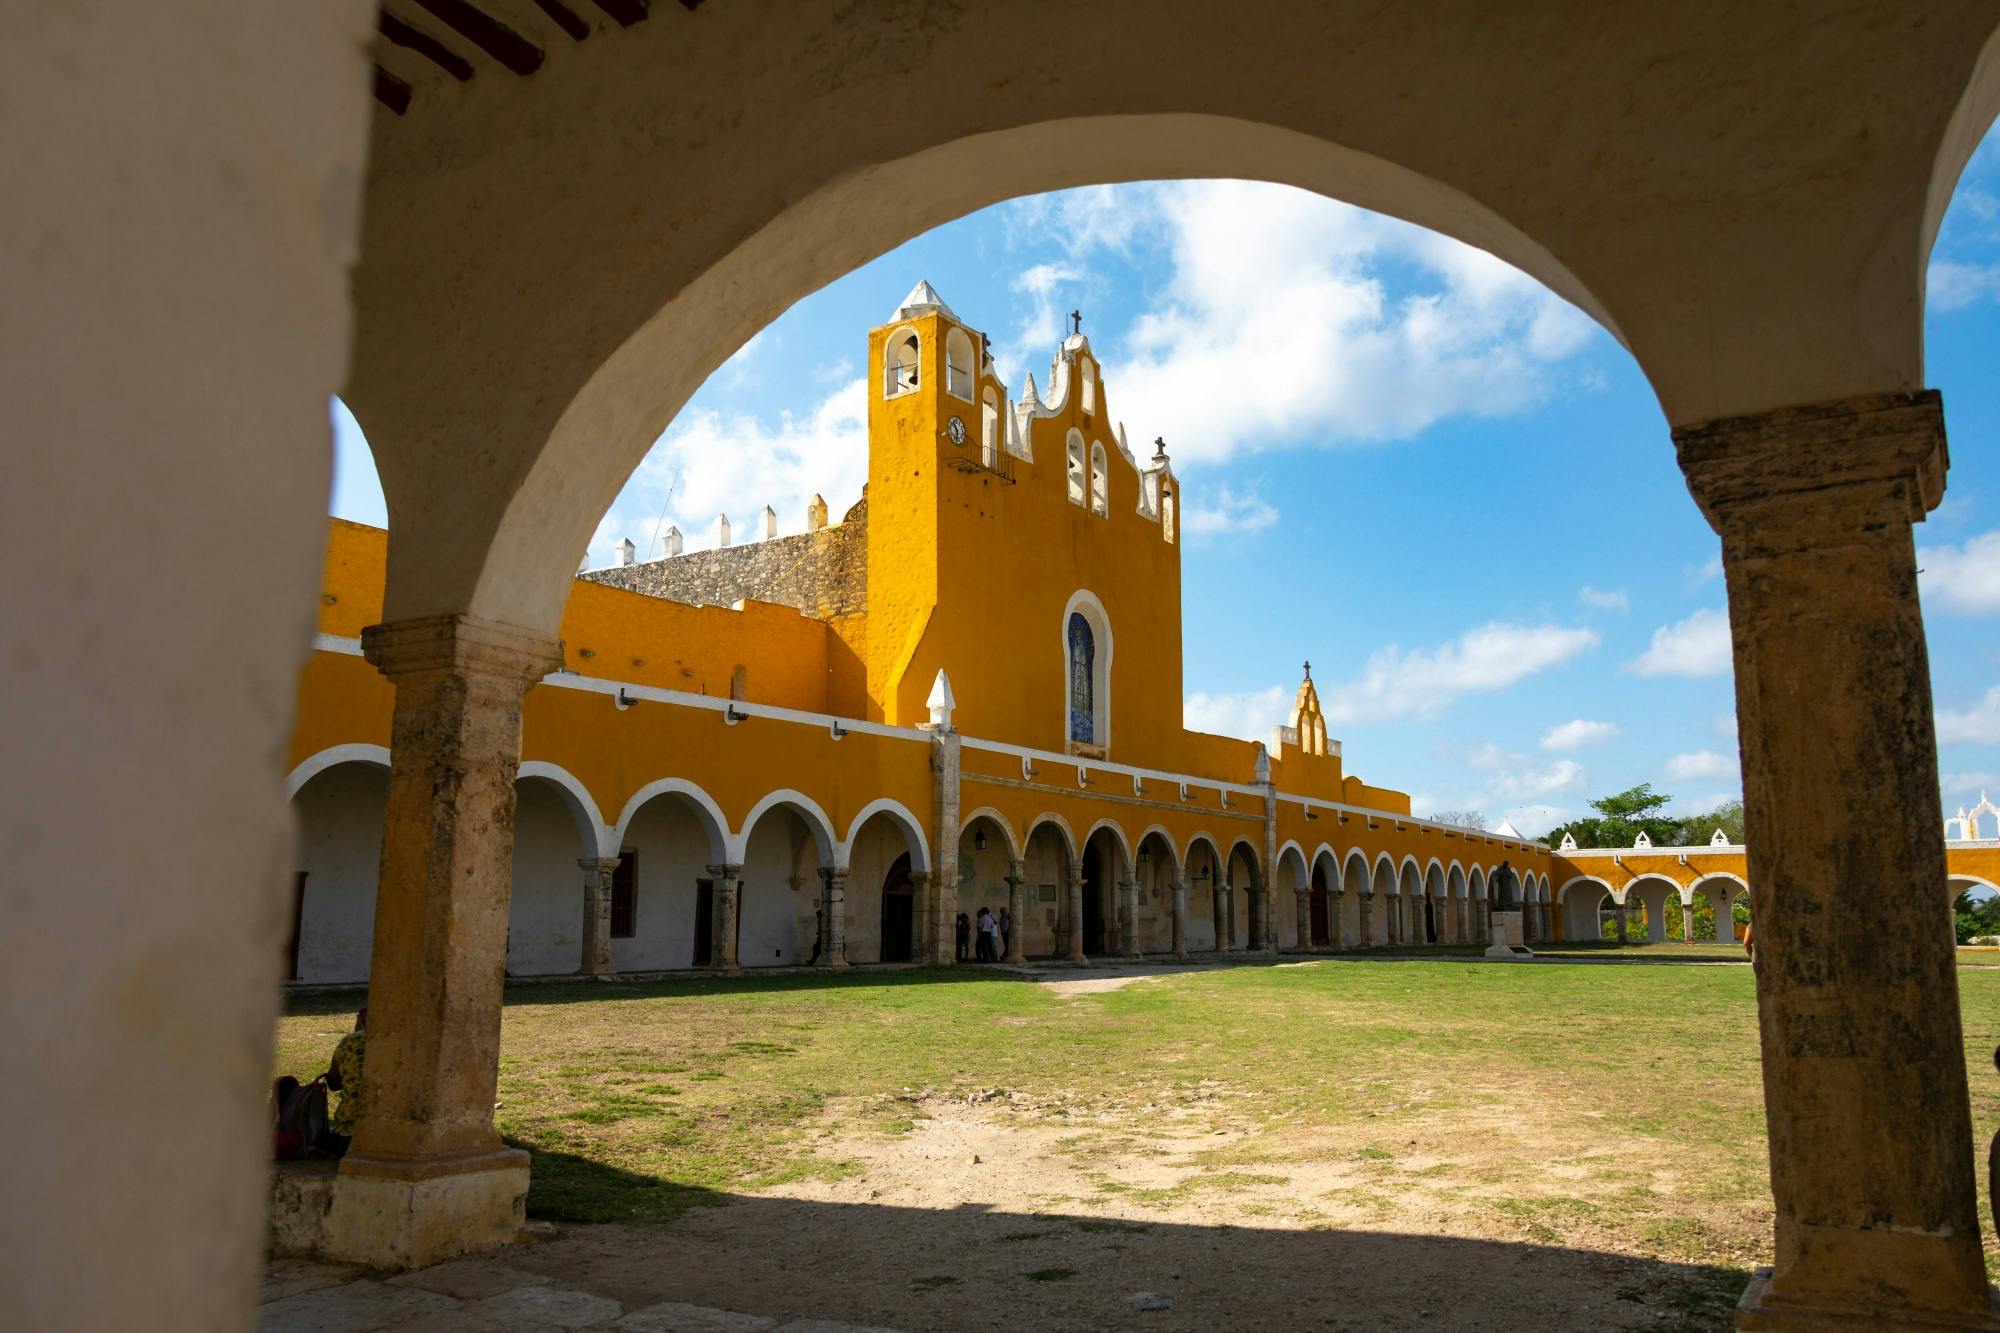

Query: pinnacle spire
891,279,957,321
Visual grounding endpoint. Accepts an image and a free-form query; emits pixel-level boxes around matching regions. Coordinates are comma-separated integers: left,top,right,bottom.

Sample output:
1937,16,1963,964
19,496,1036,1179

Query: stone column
1357,890,1373,949
1679,899,1694,946
816,867,848,969
928,726,961,964
1063,859,1087,962
1677,390,1990,1325
706,863,743,971
576,857,619,977
1387,896,1403,946
1004,860,1029,964
328,614,562,1270
1215,881,1234,953
1613,901,1628,944
1295,888,1312,950
1171,870,1189,959
1119,876,1141,957
908,871,931,964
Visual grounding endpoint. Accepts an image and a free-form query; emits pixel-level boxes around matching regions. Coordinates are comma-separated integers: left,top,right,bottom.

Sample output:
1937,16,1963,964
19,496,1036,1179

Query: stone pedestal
1678,391,1994,1328
1484,917,1533,961
707,863,743,972
325,1147,529,1270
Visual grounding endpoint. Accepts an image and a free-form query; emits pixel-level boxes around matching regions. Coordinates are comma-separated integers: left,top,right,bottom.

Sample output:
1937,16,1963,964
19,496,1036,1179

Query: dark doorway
286,871,307,980
1423,896,1437,944
1309,866,1330,947
610,851,637,938
880,852,914,962
692,877,714,966
1081,843,1106,954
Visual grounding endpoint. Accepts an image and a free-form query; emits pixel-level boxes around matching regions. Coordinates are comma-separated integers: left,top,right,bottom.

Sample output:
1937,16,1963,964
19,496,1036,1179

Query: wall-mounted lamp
1304,809,1318,822
973,828,987,852
725,704,748,725
615,688,637,711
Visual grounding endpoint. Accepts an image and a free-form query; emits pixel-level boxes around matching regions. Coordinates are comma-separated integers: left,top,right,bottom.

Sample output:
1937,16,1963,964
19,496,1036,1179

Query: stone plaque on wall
1040,884,1058,902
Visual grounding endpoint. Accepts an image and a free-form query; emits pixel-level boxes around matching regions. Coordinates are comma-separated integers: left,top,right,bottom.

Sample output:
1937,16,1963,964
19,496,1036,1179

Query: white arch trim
1556,874,1617,905
1624,872,1691,906
286,743,391,797
613,777,731,863
960,806,1023,861
844,797,932,873
1276,839,1309,880
1081,817,1135,868
518,760,617,858
1688,871,1749,893
1025,812,1081,863
1133,823,1184,876
736,788,840,867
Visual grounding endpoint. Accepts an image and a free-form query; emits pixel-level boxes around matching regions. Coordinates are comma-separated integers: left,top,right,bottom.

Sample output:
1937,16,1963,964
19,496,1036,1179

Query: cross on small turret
1152,436,1168,460
1303,660,1312,680
1070,309,1083,335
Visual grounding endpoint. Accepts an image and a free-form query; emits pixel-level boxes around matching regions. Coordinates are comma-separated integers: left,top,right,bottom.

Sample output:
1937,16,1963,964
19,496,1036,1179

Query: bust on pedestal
1483,860,1534,961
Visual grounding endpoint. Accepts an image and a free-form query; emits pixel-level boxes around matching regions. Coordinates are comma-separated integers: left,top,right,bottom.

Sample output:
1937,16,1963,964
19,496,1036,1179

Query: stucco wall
294,763,388,984
508,782,587,977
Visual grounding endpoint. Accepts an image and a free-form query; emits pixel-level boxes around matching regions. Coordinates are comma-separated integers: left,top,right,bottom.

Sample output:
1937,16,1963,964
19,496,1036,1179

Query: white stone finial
806,494,828,533
1559,832,1578,852
927,669,956,730
1710,827,1729,846
761,504,777,540
1253,743,1272,784
1019,371,1041,407
616,537,636,567
715,513,731,548
663,525,683,557
893,279,956,320
1634,830,1652,849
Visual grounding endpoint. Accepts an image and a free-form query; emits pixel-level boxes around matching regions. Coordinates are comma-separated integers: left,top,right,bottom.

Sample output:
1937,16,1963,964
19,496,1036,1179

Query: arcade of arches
13,5,2000,1331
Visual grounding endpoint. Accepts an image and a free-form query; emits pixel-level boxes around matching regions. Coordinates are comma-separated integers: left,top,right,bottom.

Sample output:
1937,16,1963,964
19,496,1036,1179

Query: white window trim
884,325,921,400
1062,589,1113,754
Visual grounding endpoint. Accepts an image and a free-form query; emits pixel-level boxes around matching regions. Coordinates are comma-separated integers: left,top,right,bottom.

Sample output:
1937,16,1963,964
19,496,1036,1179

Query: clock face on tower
945,415,966,445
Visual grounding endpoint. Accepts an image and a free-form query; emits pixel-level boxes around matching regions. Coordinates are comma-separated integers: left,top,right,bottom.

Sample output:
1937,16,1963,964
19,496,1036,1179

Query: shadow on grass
511,1139,731,1226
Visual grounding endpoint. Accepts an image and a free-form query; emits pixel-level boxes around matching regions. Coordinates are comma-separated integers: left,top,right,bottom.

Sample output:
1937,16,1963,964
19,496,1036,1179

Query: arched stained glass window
1068,612,1095,744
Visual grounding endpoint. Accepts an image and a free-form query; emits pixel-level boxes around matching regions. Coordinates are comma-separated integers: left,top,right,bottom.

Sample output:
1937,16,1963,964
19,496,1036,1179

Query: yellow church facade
283,285,1999,983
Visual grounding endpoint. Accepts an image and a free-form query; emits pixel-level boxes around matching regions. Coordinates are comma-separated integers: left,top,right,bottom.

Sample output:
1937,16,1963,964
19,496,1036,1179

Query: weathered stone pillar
1215,881,1234,953
1113,876,1135,957
1330,889,1346,948
1679,899,1694,946
329,614,562,1269
1357,890,1373,949
1063,858,1087,962
816,867,848,969
1456,896,1470,945
576,857,619,976
1295,887,1312,950
706,863,743,971
928,723,961,964
1613,901,1628,944
1170,870,1189,959
1004,860,1028,964
1677,390,1991,1326
1387,895,1403,946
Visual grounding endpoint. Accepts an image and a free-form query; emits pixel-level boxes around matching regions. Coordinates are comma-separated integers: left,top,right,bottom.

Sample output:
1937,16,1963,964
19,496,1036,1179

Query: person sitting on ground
322,1007,367,1158
975,907,997,962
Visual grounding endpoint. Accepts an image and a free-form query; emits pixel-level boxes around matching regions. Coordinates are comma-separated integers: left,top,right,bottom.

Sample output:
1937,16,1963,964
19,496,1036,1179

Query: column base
324,1146,530,1271
814,957,848,970
1736,1268,1999,1330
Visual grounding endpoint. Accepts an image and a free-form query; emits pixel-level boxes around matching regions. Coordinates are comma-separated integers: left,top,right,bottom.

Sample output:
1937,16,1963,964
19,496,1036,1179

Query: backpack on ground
271,1075,330,1160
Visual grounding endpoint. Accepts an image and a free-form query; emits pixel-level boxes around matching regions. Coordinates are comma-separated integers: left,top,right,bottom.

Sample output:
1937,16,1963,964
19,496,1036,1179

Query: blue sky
331,128,2000,837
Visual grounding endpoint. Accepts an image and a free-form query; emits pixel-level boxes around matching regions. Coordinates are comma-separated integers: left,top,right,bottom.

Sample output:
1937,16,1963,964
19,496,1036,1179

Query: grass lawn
276,955,2000,1304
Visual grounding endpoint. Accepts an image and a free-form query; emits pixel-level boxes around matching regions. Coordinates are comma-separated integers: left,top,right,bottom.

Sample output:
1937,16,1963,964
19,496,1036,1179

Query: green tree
1546,784,1684,850
1673,798,1744,847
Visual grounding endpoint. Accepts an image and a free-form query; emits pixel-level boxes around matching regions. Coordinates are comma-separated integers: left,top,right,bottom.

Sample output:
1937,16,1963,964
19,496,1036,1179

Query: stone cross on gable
1303,660,1312,679
1070,309,1082,335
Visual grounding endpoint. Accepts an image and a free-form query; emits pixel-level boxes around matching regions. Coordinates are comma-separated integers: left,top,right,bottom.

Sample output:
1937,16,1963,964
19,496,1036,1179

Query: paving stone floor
258,1256,904,1333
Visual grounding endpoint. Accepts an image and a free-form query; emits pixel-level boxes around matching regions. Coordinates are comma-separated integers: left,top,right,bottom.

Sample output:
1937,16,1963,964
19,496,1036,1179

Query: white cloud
1320,622,1599,725
1627,607,1733,678
1478,758,1587,803
1540,719,1620,751
1928,259,2000,311
1942,771,2000,800
590,378,868,567
1183,686,1289,742
1663,749,1738,783
1578,585,1629,613
1918,530,2000,614
1937,685,2000,745
1181,485,1278,541
1000,261,1087,388
1066,181,1597,467
1496,804,1582,839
